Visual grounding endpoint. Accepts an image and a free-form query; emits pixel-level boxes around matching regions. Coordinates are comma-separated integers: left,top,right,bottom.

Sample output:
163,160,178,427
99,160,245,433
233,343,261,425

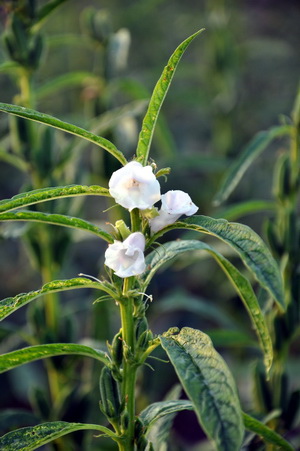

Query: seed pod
111,330,123,367
273,153,291,202
121,409,129,431
99,366,121,420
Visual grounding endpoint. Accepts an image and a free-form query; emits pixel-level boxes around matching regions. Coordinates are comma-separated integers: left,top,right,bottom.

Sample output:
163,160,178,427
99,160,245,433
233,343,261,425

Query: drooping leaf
0,343,110,373
242,412,294,451
140,400,193,429
160,327,244,450
213,125,291,206
136,29,205,165
149,215,285,312
0,421,117,450
145,240,272,372
0,211,113,242
0,184,110,213
0,278,116,321
0,103,127,165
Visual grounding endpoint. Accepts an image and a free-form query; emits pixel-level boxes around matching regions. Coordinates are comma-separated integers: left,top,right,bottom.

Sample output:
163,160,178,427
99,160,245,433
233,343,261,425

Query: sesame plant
0,30,294,451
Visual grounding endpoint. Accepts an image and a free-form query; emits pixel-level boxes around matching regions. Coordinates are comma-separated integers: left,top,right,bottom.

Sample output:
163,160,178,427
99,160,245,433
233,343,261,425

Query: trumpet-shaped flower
104,232,146,278
150,190,198,233
109,161,161,211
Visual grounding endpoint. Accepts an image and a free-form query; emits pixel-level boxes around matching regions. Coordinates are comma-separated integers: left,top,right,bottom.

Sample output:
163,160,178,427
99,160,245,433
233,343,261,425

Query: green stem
130,208,141,233
119,278,137,450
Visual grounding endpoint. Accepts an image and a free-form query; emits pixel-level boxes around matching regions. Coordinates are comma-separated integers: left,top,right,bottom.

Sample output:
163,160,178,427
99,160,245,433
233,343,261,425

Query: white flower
109,161,161,211
104,232,146,278
150,190,198,233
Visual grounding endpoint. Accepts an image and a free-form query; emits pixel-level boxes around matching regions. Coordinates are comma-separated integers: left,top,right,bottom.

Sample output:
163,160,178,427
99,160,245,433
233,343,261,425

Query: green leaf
0,421,117,450
136,29,205,165
0,343,110,373
140,399,193,427
0,184,110,213
243,412,294,451
215,200,276,221
0,103,127,165
36,72,101,100
0,211,113,242
0,278,116,321
214,125,291,206
160,327,244,450
150,215,285,312
144,240,273,373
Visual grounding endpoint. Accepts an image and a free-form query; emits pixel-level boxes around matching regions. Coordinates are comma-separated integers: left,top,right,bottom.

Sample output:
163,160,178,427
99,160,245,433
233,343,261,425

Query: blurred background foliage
0,0,300,449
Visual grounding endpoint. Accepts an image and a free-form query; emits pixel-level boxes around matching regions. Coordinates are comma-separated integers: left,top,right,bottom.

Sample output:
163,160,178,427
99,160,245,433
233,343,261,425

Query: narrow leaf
0,102,127,165
0,278,116,321
0,343,110,373
145,240,273,373
0,421,117,450
214,125,291,205
150,215,285,311
0,211,113,243
0,184,110,213
243,412,294,451
140,400,193,429
215,200,276,221
136,29,205,165
36,72,100,100
160,327,244,450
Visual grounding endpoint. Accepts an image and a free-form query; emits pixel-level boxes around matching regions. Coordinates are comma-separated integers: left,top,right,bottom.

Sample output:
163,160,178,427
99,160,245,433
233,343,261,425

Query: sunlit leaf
136,29,205,165
0,421,117,450
144,240,273,372
0,103,127,165
149,215,285,312
160,327,244,450
214,125,291,206
0,343,110,373
243,412,294,451
0,278,116,321
0,211,113,242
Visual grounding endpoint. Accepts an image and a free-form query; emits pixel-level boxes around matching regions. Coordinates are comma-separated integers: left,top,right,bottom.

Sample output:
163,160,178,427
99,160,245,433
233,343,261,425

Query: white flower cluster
105,161,198,278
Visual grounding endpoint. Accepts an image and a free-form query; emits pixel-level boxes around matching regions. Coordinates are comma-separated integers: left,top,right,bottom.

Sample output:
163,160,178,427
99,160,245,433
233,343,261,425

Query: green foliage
0,421,117,451
0,343,110,373
150,215,285,311
0,278,116,321
136,29,205,165
160,327,245,451
0,103,127,165
145,239,273,372
214,125,291,206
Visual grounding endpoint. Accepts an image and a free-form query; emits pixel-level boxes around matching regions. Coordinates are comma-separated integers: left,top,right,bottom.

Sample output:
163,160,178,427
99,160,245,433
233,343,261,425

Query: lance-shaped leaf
0,211,113,243
144,240,273,372
0,343,110,374
0,102,127,165
243,413,294,451
0,184,110,213
0,278,117,321
0,421,117,450
213,125,291,206
149,215,285,312
160,327,244,451
136,29,205,165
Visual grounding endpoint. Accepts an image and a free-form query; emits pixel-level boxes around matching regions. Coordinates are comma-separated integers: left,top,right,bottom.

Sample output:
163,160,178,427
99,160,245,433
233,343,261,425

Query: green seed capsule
135,317,148,340
99,366,121,420
112,330,123,366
